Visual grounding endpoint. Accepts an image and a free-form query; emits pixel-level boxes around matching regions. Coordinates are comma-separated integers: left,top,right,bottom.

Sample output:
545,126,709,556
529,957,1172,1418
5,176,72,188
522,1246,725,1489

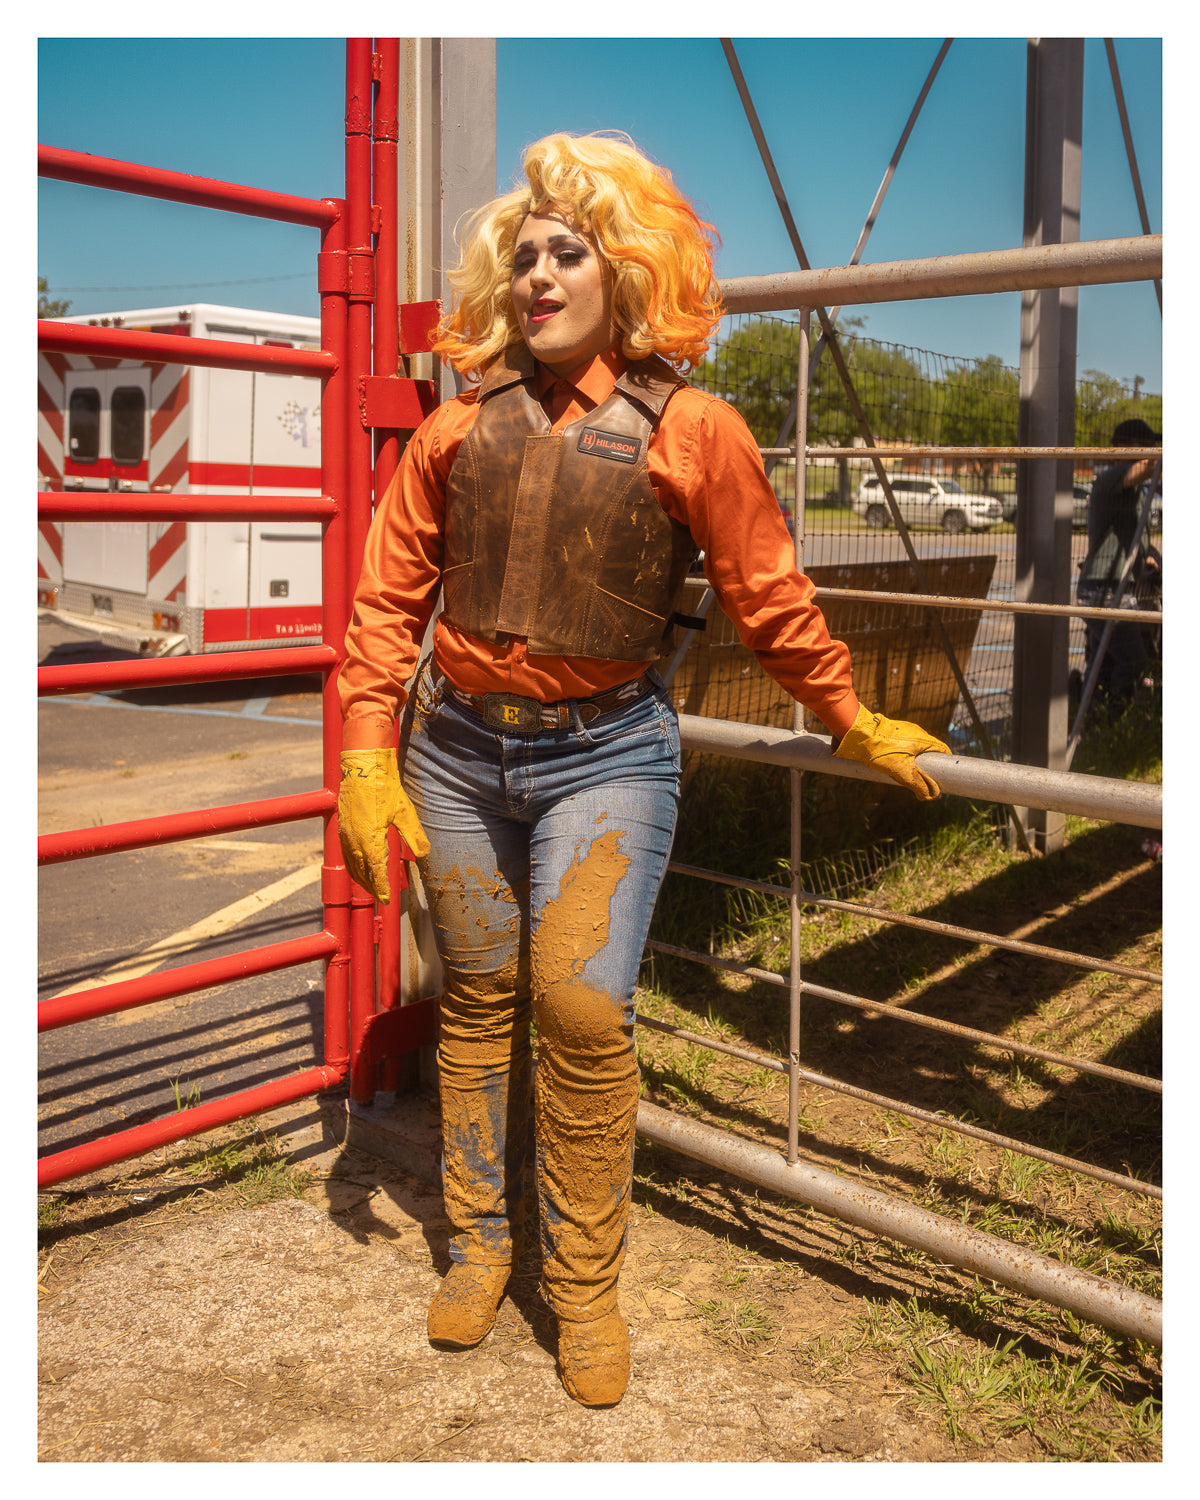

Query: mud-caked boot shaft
428,966,530,1352
533,976,639,1403
437,960,532,1268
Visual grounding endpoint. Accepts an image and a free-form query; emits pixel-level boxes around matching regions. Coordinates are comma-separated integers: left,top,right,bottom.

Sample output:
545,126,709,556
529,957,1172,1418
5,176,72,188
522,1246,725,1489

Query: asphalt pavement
38,614,331,1164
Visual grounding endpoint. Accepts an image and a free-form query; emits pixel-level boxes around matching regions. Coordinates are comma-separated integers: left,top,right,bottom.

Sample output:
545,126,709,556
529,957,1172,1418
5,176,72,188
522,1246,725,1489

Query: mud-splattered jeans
403,658,681,1323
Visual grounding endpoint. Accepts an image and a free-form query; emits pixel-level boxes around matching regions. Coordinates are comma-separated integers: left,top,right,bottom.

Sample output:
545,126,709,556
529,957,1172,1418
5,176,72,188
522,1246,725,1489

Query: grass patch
38,1126,313,1258
857,1296,1160,1458
695,1297,777,1352
177,1134,312,1204
170,1075,202,1111
1070,676,1162,787
38,1199,64,1231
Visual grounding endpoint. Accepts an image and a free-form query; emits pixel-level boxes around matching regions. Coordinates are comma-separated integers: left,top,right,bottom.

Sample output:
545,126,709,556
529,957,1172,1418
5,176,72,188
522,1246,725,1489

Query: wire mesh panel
684,314,1162,753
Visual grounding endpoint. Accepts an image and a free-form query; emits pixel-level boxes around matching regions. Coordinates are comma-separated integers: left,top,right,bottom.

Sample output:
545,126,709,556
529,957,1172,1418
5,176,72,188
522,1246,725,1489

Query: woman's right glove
338,749,430,904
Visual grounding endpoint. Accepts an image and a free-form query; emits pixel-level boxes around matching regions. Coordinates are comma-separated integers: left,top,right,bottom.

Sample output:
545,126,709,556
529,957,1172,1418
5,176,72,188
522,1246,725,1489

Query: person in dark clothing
1077,416,1161,701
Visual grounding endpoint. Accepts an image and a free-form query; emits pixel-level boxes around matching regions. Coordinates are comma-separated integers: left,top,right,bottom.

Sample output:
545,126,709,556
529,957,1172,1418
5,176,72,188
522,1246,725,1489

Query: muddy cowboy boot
427,966,532,1349
535,976,639,1406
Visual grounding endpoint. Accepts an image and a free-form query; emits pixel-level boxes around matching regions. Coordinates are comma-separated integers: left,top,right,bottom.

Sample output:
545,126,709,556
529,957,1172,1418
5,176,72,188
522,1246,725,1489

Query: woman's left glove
832,704,949,802
338,749,430,903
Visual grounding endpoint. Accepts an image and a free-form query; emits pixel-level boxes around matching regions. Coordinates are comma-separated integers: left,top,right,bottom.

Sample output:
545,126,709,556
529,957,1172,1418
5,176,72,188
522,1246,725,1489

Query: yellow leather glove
832,704,950,802
338,749,430,903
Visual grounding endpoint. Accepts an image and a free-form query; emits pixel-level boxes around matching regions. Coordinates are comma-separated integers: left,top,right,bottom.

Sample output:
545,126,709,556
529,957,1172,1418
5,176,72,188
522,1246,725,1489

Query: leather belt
437,669,652,734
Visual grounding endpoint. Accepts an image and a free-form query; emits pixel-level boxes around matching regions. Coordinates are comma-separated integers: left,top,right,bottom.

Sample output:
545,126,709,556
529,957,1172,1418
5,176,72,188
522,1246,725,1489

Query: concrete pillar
390,39,495,1086
1012,37,1084,853
395,38,497,403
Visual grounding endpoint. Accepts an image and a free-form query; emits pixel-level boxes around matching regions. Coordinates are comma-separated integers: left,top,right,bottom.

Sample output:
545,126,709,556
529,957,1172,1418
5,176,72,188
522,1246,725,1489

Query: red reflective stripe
38,379,64,441
39,522,64,566
151,368,188,445
40,350,72,382
201,605,323,643
37,441,62,486
189,461,321,488
152,439,189,492
147,520,187,576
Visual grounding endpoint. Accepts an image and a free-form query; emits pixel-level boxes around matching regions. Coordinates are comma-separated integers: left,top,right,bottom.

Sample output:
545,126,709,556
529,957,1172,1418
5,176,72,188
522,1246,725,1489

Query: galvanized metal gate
36,39,436,1186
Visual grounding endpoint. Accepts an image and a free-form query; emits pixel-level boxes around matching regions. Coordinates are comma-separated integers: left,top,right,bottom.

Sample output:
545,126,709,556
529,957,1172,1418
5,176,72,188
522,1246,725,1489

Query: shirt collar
533,342,624,405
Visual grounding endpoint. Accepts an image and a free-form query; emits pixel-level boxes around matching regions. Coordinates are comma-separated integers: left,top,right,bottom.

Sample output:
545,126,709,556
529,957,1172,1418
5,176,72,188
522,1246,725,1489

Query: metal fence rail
719,234,1161,313
645,719,1162,1204
680,715,1161,828
634,717,1163,1335
636,1101,1161,1347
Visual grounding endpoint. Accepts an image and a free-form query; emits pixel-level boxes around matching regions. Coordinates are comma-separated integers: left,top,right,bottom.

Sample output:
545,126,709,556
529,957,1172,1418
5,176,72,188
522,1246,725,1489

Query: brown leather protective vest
441,344,697,661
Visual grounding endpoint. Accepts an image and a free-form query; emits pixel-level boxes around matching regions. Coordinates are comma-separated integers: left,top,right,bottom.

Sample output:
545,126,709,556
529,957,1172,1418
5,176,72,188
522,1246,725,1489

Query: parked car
852,474,1002,534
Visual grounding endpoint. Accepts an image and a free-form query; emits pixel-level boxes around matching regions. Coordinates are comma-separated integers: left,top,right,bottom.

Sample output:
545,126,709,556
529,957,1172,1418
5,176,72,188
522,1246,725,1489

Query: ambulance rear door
60,366,152,596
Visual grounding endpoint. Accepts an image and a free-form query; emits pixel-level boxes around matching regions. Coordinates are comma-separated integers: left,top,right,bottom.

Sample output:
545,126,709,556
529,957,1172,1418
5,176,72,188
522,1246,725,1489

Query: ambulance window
111,385,147,465
68,387,101,463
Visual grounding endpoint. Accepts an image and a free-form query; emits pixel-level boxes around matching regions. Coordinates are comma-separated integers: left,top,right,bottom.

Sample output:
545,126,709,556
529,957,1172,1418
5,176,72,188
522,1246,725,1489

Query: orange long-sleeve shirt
339,345,861,750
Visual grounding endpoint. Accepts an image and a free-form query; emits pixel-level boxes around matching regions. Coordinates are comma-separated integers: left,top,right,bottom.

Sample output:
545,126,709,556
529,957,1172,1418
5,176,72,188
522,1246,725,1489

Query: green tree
693,315,930,449
38,277,71,318
935,353,1019,484
692,316,802,446
1076,368,1162,450
833,335,931,447
694,318,1158,496
1075,368,1126,449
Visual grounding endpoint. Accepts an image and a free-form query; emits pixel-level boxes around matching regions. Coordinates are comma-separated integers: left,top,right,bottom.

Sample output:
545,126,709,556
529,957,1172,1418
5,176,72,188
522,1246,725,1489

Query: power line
51,271,312,293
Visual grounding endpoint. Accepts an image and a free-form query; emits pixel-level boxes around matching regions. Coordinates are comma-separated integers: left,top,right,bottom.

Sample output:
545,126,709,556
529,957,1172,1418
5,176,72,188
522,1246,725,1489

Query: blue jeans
402,658,681,1321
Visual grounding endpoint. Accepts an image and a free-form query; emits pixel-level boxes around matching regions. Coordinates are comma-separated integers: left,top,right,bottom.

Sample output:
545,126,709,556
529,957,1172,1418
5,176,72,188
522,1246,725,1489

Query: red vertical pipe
319,194,352,1076
372,38,402,486
345,38,382,1102
372,39,408,1091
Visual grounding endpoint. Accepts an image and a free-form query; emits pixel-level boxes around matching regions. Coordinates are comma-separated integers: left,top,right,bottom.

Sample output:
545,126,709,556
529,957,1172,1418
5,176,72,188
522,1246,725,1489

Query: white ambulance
38,303,325,654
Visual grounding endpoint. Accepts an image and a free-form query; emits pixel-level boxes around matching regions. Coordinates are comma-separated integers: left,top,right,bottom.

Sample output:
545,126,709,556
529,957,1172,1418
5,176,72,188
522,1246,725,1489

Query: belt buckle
481,692,543,733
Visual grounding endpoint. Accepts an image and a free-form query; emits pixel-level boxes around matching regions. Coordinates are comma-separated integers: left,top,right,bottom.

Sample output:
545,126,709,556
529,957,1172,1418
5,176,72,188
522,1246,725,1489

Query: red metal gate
37,38,435,1188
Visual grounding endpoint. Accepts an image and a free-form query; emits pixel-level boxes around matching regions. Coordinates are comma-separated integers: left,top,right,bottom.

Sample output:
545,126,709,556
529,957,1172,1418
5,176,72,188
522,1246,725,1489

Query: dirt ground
37,1091,982,1465
37,949,1161,1471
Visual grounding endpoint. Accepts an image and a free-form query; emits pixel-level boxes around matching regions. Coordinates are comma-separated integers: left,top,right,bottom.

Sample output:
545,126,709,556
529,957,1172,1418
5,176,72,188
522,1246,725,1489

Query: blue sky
36,31,1163,388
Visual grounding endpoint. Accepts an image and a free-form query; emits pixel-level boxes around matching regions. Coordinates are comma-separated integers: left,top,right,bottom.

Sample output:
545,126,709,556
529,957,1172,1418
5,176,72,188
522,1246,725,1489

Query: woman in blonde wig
338,131,946,1406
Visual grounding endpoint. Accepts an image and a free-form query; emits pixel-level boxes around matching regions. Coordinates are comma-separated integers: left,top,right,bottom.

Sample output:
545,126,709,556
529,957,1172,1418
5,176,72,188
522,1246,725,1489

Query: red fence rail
36,39,420,1188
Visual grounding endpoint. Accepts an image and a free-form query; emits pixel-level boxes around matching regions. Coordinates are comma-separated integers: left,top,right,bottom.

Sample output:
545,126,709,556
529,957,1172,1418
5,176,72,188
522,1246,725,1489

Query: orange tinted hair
431,132,723,378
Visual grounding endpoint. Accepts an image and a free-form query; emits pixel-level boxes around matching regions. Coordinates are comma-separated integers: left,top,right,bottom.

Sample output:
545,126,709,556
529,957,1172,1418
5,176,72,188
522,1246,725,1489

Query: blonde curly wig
430,132,723,378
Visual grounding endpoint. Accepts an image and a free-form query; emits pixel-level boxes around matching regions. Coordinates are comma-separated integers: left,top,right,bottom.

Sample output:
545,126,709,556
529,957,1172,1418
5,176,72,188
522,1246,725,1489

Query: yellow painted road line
53,863,323,1000
190,837,321,854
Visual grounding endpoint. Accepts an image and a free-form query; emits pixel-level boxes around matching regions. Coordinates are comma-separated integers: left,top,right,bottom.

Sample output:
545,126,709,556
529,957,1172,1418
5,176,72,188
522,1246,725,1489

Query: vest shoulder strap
474,345,686,413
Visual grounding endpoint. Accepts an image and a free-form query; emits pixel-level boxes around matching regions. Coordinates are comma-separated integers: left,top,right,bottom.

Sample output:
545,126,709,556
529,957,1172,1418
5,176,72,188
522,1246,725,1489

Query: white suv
852,473,1001,534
